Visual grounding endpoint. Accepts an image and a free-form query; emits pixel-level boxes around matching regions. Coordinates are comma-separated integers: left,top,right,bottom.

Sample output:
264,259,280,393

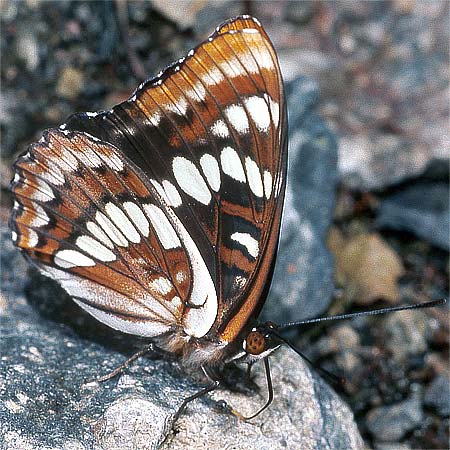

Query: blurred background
1,1,448,449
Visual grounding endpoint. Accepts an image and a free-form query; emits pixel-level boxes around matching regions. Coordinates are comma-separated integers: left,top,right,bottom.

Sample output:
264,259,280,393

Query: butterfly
10,15,288,420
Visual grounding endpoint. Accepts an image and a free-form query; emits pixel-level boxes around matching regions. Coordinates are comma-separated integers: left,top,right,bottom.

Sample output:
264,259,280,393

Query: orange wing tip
215,15,264,35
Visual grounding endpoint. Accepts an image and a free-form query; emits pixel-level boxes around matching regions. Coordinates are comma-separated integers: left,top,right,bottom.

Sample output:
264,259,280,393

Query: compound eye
245,331,266,355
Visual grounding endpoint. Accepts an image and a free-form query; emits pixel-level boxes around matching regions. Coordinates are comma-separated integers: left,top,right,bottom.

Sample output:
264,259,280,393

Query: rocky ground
1,1,448,449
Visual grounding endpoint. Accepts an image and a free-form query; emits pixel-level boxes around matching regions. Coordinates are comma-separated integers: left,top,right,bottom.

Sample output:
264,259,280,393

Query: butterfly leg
173,373,221,423
219,356,274,422
95,343,158,383
246,361,255,382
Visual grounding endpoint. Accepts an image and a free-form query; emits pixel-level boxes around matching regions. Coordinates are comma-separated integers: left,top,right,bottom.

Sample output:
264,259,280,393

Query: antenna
277,299,446,330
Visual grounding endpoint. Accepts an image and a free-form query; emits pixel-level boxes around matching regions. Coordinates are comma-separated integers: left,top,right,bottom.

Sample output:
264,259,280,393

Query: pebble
16,26,39,71
339,134,430,190
329,231,404,304
56,67,85,100
381,311,429,360
376,182,450,251
366,394,424,441
424,375,450,416
329,325,362,372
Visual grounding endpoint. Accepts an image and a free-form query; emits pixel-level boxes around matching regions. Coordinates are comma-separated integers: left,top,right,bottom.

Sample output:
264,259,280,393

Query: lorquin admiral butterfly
10,15,287,420
9,15,444,422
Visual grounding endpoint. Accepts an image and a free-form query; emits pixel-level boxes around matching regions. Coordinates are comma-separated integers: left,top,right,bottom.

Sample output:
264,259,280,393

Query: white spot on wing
59,148,79,171
220,147,246,183
185,83,207,102
144,204,181,249
263,171,273,199
150,277,172,296
40,164,65,186
151,179,168,204
245,96,270,132
148,111,161,126
245,157,264,197
123,202,150,236
87,221,114,249
203,66,224,86
31,179,55,202
11,230,18,242
105,203,140,244
220,59,246,78
275,171,283,197
30,203,49,227
159,209,217,338
231,232,259,258
264,94,280,128
166,97,188,116
172,157,211,205
27,230,39,247
54,249,96,268
171,296,182,308
76,235,116,262
95,211,128,247
103,152,125,172
235,49,259,74
151,179,182,208
234,275,247,290
211,119,229,138
162,180,182,207
200,154,220,192
176,271,186,283
75,146,103,169
225,104,249,134
251,43,274,71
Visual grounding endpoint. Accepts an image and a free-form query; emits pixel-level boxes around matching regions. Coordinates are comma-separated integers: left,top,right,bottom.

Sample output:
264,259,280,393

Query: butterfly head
242,321,280,360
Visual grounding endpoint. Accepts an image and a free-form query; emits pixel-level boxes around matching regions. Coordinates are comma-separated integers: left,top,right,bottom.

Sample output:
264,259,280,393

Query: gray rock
262,76,338,325
162,346,364,450
381,311,430,361
15,22,39,71
366,394,424,442
338,133,435,191
424,375,450,417
376,182,450,251
1,321,364,450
